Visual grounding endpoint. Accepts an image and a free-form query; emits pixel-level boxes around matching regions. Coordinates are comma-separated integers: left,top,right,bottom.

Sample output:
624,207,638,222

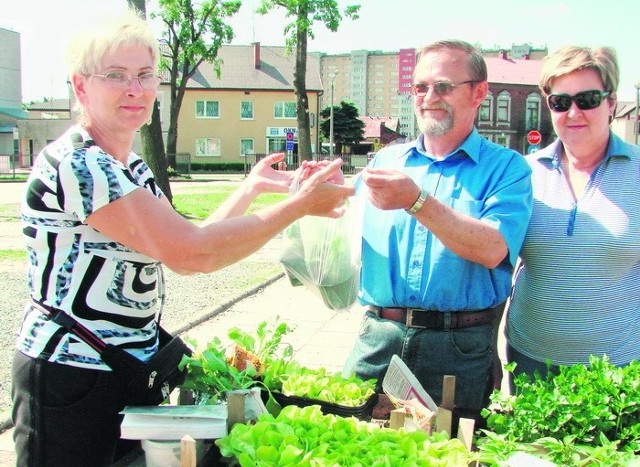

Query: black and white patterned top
17,125,165,370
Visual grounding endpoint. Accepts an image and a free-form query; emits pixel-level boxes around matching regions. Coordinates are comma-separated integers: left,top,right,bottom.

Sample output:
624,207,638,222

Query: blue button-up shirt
357,129,532,311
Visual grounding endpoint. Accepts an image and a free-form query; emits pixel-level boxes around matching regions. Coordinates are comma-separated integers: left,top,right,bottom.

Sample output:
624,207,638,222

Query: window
495,133,510,148
240,138,254,157
195,100,219,118
274,101,296,119
496,92,511,124
240,101,254,119
525,93,541,131
479,92,493,123
195,137,221,157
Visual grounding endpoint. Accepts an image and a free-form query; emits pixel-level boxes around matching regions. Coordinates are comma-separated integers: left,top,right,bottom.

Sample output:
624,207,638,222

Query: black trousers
11,350,138,467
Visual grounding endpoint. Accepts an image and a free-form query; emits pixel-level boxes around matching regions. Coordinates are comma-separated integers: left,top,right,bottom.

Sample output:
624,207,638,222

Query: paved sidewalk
183,275,366,374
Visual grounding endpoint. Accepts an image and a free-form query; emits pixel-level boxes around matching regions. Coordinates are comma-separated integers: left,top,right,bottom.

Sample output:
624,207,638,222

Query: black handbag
33,299,192,406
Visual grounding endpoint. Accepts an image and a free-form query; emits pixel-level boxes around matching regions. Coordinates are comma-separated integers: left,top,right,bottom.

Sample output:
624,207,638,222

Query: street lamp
635,81,640,146
329,72,339,159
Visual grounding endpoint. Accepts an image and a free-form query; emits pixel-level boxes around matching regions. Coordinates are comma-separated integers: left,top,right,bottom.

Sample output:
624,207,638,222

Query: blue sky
1,0,639,103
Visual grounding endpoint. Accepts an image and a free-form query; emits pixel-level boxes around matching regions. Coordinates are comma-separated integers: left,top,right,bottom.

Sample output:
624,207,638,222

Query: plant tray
271,392,378,421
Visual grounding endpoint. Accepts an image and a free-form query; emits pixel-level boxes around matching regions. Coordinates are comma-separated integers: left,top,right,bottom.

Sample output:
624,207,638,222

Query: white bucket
141,439,206,467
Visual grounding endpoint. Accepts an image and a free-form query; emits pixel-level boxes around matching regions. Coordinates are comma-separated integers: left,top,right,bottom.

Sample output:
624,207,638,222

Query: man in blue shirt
343,39,532,423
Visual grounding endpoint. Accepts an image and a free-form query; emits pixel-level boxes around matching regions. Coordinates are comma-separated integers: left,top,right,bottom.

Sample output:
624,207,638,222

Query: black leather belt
368,306,495,330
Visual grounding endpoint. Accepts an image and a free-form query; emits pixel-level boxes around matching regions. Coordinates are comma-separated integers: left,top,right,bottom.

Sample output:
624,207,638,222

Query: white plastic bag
280,196,363,311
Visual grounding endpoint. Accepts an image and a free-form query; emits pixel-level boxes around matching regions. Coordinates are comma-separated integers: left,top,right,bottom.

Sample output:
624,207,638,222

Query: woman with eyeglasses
11,11,353,467
505,45,640,389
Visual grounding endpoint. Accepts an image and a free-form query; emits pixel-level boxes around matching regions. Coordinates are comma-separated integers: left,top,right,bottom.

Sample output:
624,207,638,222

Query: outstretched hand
245,153,295,195
296,159,346,186
295,158,355,218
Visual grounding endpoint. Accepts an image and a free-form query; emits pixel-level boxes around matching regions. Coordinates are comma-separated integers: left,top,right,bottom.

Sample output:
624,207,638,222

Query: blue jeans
343,310,494,412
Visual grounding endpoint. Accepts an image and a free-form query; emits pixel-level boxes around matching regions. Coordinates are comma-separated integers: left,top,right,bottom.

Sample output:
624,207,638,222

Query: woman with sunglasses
505,45,640,389
11,11,353,467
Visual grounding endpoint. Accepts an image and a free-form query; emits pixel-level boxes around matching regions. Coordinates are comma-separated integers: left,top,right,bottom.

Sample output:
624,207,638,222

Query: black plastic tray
270,391,378,420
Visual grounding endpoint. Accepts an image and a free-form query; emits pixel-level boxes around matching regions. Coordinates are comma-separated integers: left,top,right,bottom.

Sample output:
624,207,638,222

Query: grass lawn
172,188,287,219
0,186,286,259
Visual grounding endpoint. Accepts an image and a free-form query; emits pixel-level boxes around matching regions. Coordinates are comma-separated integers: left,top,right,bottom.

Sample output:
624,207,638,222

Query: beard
417,104,453,137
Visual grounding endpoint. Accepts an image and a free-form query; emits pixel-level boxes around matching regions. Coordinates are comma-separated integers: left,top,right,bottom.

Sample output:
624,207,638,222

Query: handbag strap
32,264,166,354
31,300,107,354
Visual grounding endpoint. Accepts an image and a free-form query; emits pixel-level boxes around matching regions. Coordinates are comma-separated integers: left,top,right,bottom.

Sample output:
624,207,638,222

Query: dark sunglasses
410,80,477,97
547,90,610,113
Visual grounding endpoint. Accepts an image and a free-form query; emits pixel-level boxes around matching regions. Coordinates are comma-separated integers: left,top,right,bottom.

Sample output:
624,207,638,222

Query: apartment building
320,49,417,140
318,44,552,154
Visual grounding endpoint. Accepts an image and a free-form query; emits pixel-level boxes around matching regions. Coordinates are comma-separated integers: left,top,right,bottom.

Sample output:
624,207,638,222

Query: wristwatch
405,189,428,214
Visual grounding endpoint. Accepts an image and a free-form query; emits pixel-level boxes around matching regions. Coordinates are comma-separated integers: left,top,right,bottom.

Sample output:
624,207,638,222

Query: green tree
256,0,360,161
320,100,364,154
128,0,173,202
153,0,241,166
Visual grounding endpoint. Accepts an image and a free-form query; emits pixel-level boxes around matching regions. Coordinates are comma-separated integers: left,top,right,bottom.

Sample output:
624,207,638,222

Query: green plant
261,360,376,407
227,320,294,364
178,336,260,405
477,356,640,465
216,405,478,466
179,319,294,405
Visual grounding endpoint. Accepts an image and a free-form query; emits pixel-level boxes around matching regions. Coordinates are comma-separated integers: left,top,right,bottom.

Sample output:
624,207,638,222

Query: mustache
419,103,450,112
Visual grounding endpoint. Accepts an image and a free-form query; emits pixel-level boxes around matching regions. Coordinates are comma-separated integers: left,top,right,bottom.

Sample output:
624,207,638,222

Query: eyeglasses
90,71,161,90
410,80,477,97
547,90,610,113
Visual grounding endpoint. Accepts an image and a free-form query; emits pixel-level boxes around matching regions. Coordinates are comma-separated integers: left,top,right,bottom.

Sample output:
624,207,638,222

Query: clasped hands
249,153,354,218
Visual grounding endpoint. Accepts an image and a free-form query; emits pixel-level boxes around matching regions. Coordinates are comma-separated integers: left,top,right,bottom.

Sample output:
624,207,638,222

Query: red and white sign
527,130,542,145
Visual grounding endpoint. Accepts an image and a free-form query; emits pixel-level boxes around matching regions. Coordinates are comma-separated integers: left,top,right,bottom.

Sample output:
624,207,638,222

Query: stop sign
527,130,542,145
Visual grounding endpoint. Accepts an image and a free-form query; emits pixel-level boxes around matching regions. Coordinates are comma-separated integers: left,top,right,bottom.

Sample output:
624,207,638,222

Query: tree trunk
140,102,173,203
166,80,186,162
294,6,312,161
128,0,172,202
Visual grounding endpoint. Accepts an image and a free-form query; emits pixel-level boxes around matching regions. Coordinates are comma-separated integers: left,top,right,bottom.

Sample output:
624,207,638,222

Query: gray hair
415,39,487,82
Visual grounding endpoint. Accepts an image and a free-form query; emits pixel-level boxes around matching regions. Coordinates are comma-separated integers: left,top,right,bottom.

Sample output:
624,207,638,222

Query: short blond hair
66,9,159,77
539,46,619,95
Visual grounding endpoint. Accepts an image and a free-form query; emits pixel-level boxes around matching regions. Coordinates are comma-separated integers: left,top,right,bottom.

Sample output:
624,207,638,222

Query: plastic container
141,439,205,467
141,439,181,467
271,392,378,420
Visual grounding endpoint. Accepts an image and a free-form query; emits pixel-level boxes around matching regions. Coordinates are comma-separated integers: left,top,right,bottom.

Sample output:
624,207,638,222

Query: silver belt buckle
405,308,426,329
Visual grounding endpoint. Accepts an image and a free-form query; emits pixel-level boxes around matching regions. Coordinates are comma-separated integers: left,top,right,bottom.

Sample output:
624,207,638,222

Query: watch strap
405,189,428,214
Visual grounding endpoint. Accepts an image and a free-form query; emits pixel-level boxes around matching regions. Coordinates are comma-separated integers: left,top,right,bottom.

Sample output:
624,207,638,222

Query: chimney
253,42,261,69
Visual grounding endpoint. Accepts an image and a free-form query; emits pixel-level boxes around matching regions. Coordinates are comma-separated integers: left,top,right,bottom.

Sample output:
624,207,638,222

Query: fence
0,154,32,178
0,152,369,178
246,153,369,176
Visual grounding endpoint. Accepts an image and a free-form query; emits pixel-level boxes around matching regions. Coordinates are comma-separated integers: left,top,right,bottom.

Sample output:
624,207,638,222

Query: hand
360,168,420,211
245,153,294,195
296,159,345,186
294,158,354,218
